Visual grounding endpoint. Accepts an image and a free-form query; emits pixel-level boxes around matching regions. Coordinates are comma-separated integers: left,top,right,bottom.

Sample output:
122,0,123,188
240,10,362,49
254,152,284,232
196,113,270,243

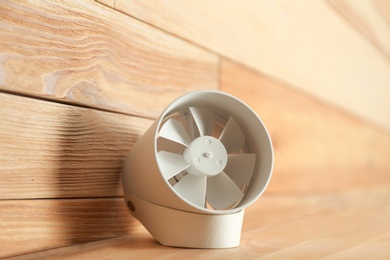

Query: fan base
124,192,244,248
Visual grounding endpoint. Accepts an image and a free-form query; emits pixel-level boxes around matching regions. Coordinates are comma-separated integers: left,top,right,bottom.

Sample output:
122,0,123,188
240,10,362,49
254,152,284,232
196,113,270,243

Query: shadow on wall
55,107,148,245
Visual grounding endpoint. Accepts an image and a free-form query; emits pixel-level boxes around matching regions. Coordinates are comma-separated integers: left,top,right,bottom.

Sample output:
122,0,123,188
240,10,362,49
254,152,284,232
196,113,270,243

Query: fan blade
189,107,215,136
183,109,198,140
219,116,245,153
207,172,244,210
224,154,256,187
157,151,190,180
173,174,207,208
159,118,192,146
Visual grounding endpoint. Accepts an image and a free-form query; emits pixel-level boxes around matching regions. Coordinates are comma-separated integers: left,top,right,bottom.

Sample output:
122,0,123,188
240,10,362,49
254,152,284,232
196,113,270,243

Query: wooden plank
0,92,152,199
221,60,390,194
243,193,390,259
329,0,390,59
0,0,219,118
323,232,390,259
8,192,390,259
107,0,390,129
0,198,142,258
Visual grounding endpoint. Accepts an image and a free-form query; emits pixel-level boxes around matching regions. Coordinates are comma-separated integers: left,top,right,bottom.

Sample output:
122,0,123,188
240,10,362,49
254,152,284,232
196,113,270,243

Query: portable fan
122,90,273,248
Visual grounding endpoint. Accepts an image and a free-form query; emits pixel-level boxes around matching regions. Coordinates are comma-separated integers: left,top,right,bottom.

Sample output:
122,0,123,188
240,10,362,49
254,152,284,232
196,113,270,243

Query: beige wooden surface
221,60,390,194
105,0,390,129
0,198,137,258
7,192,390,259
0,92,152,199
0,0,218,118
2,61,389,258
329,0,390,59
1,0,390,258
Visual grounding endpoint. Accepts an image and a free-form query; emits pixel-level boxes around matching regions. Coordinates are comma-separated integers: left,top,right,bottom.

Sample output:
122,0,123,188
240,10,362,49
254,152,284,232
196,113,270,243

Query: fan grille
156,107,255,210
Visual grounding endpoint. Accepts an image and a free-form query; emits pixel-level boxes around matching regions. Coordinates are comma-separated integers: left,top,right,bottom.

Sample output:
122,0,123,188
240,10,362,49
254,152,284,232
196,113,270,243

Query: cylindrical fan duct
122,90,273,248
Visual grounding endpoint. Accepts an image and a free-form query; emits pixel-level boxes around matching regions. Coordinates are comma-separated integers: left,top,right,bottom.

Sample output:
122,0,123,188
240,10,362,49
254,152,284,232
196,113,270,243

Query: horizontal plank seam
94,0,390,133
1,192,386,202
0,196,124,202
94,0,222,59
222,58,390,134
327,0,390,63
0,89,156,120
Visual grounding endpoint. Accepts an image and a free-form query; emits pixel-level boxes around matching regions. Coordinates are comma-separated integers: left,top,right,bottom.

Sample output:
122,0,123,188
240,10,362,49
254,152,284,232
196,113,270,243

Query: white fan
122,90,273,248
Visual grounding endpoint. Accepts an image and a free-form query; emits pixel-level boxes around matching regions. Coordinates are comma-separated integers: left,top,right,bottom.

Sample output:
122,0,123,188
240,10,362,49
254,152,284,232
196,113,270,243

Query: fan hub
183,136,227,177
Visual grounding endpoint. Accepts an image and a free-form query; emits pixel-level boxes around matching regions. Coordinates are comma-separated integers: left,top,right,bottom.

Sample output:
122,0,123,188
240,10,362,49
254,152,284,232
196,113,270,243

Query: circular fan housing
122,90,273,248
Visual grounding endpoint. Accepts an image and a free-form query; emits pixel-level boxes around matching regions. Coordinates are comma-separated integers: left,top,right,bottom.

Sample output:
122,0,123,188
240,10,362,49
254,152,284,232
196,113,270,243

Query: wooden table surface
9,190,390,259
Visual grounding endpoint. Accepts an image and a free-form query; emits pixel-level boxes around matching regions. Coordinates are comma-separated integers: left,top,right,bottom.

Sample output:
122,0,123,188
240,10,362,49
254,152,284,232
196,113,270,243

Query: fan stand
125,192,245,248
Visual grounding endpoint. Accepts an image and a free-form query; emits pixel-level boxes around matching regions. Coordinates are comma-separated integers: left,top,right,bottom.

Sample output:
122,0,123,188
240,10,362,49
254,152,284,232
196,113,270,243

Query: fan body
122,90,273,248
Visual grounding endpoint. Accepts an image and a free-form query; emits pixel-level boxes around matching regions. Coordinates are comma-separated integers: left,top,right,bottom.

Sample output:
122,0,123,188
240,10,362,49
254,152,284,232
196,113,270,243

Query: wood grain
2,58,389,260
0,0,219,118
106,0,390,129
0,92,152,199
221,60,390,194
8,192,390,259
329,0,390,60
0,198,141,259
2,1,390,258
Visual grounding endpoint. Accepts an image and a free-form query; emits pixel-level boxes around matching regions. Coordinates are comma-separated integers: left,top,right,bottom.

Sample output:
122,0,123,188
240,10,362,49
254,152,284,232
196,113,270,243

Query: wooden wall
108,0,390,130
1,0,389,258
